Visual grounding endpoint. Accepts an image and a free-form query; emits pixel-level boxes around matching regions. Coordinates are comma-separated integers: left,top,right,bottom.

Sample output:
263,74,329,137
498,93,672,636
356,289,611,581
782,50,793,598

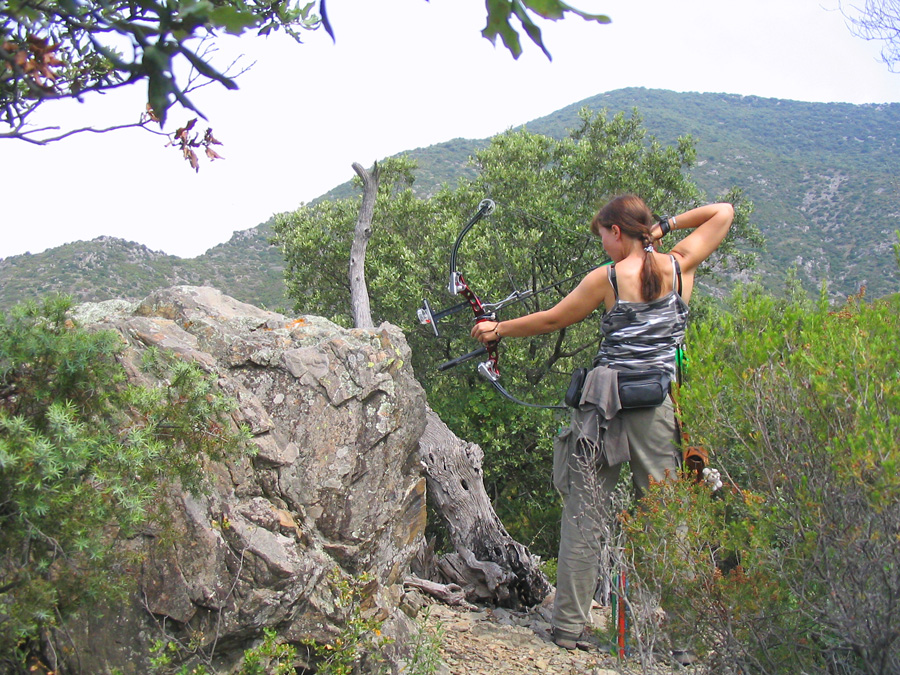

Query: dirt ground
416,592,696,675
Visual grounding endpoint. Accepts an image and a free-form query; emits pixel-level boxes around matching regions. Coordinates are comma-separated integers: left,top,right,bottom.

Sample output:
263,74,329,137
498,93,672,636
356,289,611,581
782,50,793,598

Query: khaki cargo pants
551,396,680,641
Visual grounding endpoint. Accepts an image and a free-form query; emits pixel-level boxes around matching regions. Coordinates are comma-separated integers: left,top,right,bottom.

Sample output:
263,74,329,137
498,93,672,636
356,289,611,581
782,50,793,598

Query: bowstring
487,203,529,307
504,206,550,315
484,202,587,407
504,205,604,313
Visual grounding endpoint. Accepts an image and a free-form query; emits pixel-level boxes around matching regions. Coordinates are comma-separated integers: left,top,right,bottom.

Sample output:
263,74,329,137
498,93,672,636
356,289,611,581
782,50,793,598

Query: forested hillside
2,88,898,310
0,221,288,311
322,89,900,298
540,89,900,298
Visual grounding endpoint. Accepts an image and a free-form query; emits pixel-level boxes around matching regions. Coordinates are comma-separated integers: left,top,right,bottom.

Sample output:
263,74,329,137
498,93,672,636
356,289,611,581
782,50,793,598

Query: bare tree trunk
418,406,552,608
345,161,549,607
350,161,379,329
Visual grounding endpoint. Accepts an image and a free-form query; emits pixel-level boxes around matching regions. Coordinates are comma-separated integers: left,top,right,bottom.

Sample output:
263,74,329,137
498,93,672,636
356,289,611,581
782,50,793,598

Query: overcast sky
3,0,898,260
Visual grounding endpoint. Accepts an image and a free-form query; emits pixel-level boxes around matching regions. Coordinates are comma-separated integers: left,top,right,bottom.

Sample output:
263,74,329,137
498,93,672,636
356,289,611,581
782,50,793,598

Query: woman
471,194,734,649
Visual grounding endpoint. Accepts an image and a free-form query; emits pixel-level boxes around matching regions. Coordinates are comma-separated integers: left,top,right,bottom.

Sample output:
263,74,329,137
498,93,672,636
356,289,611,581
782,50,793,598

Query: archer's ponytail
640,233,662,301
592,194,664,302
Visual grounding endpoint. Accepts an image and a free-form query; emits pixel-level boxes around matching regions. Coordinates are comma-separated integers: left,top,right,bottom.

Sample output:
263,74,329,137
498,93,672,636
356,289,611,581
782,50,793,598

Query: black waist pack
565,367,588,407
616,369,671,409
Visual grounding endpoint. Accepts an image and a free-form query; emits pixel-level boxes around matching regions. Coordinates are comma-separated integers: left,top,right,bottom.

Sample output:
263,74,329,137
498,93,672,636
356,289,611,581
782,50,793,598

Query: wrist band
659,216,671,236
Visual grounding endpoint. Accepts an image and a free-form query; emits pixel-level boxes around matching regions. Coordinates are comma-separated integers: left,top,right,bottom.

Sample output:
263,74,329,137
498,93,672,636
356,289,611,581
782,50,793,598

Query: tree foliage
1,0,613,143
0,295,251,666
273,109,762,555
627,283,900,673
0,0,322,141
482,0,610,59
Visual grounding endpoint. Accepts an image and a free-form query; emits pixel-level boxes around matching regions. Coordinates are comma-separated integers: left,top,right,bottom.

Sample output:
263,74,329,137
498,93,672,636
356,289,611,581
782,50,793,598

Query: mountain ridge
3,87,898,310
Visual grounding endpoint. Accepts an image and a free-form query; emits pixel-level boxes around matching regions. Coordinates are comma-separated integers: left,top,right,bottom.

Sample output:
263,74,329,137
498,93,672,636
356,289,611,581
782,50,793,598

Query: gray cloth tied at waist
571,365,630,467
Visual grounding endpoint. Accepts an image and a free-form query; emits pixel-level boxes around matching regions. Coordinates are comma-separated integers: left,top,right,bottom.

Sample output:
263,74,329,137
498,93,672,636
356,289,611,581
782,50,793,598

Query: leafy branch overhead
2,0,614,145
0,0,325,141
840,0,900,72
483,0,611,59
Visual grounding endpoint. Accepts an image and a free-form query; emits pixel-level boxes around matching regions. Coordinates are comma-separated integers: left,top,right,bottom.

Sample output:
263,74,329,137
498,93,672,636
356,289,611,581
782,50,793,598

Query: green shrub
626,285,900,674
404,607,445,675
0,296,251,668
302,571,394,675
236,628,297,675
149,627,297,675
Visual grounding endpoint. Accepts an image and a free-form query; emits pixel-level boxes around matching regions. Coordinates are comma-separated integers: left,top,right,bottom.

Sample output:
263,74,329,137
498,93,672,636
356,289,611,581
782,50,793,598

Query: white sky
2,0,898,259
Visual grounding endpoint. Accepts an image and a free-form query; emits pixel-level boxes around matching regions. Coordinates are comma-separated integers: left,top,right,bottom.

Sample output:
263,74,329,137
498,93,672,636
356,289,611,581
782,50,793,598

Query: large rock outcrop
57,286,428,673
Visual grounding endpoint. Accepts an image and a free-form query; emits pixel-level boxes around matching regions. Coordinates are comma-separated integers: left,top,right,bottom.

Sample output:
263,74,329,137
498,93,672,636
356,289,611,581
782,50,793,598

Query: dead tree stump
417,406,552,608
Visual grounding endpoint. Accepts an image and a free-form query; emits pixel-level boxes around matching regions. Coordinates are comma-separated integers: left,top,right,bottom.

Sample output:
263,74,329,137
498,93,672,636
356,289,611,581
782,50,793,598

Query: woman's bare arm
653,203,734,274
471,265,611,344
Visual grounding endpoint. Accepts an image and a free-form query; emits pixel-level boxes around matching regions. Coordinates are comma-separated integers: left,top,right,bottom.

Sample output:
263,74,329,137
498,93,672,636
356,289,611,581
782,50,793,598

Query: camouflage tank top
594,256,688,380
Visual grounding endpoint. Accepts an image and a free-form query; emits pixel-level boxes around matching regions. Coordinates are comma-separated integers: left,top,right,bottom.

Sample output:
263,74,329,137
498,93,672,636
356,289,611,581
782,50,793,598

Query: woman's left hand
471,321,501,345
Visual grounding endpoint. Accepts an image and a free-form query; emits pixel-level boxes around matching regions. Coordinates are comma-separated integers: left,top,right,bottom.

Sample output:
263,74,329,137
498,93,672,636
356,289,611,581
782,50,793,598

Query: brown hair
591,194,662,301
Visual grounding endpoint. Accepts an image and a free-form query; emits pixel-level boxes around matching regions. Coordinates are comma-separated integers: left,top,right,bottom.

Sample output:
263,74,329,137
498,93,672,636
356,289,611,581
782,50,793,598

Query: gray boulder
58,286,428,673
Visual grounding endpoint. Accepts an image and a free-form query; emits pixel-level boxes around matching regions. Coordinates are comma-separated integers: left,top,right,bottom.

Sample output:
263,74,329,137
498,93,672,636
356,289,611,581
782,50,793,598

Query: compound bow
418,199,594,410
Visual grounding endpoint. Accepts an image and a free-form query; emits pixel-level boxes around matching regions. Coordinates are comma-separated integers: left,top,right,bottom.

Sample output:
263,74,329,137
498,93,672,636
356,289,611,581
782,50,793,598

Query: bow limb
435,340,565,410
448,199,495,298
437,198,567,410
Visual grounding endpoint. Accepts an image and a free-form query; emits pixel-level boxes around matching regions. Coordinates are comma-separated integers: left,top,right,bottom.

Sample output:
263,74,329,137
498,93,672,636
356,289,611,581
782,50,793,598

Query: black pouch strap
565,367,588,407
